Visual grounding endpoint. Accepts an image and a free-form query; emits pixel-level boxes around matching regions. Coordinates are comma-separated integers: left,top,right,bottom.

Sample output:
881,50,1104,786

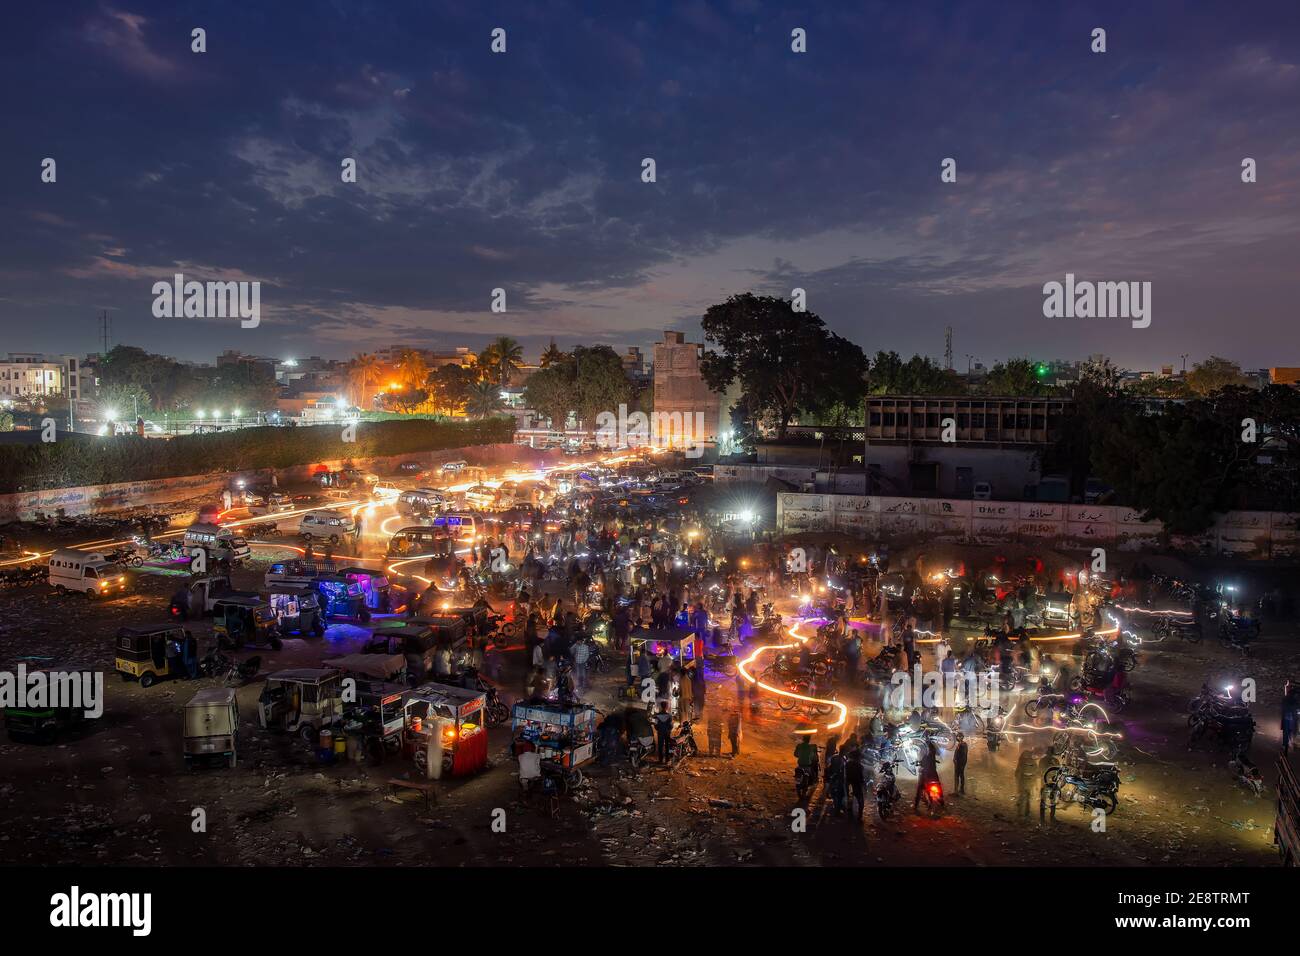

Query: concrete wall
861,444,1042,498
0,442,553,522
776,491,1299,560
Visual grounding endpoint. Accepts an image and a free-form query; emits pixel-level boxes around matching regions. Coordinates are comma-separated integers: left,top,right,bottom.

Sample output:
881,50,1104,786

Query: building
0,352,82,403
1269,368,1300,386
652,331,723,448
863,394,1073,498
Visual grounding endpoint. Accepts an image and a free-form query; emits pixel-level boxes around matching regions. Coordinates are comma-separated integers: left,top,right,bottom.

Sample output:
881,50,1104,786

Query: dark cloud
1,0,1297,370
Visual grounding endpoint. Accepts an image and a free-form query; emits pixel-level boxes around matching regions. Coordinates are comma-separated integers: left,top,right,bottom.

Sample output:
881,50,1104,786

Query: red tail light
928,782,942,798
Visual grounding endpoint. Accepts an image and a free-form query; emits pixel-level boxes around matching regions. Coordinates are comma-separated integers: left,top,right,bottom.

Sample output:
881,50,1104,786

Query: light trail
736,618,849,732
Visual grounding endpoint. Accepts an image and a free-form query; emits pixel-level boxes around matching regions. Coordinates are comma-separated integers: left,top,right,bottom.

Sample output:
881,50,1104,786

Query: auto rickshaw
4,674,93,743
337,566,394,613
315,573,372,622
213,596,283,650
115,624,197,687
257,669,343,743
183,687,239,768
263,586,326,638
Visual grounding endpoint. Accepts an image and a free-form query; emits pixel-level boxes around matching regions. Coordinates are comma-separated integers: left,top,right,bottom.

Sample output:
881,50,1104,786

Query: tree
522,346,632,430
539,339,567,368
430,364,475,416
980,358,1052,397
1124,376,1191,399
866,351,956,395
523,363,575,429
480,336,524,386
699,293,867,439
397,351,430,392
466,379,505,419
1185,356,1249,396
347,353,381,408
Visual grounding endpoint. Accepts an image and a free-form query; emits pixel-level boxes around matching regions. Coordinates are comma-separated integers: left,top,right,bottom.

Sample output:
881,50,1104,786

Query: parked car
972,481,992,500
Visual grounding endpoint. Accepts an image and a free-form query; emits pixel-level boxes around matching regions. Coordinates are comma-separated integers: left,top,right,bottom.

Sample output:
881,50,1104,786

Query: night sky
3,0,1298,369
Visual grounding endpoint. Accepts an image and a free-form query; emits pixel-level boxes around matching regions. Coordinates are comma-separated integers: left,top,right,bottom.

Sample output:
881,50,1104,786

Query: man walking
845,746,866,821
953,732,968,795
726,709,742,757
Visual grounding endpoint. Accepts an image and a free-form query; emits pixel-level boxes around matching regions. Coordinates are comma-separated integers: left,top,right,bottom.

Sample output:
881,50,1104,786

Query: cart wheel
139,671,155,688
567,768,584,789
299,724,317,745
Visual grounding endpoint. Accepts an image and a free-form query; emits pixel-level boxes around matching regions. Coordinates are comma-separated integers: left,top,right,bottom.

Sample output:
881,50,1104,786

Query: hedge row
0,417,516,493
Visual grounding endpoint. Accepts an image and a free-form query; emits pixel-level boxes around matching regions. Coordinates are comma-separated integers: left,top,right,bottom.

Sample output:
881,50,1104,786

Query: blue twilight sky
1,0,1298,370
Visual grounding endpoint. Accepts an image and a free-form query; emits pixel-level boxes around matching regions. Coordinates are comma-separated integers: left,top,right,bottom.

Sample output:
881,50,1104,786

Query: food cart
402,682,488,778
324,656,410,763
626,627,701,711
182,687,239,769
510,700,597,770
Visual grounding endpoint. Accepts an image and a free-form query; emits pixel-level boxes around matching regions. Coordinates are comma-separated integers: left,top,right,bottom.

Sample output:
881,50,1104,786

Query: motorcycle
795,759,819,801
224,655,261,687
667,720,698,767
457,667,510,727
627,732,654,770
1152,615,1201,643
875,761,900,819
1228,751,1263,797
985,707,1006,752
917,776,944,818
1042,762,1120,814
1218,614,1259,652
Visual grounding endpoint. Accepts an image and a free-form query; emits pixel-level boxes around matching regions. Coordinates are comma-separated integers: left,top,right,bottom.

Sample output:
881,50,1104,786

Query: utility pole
944,327,953,371
98,310,111,356
965,354,975,376
1180,353,1189,375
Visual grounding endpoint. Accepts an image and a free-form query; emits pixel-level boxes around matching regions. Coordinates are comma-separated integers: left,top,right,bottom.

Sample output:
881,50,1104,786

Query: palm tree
481,336,524,386
397,350,430,391
348,353,381,408
466,379,505,419
539,339,567,368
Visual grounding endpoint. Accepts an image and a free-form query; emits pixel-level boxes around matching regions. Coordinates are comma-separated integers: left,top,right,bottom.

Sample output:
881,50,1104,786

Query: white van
183,523,252,565
297,510,356,544
48,549,127,598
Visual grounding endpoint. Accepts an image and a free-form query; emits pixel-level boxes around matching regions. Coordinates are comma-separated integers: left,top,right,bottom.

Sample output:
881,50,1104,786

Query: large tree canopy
700,293,867,438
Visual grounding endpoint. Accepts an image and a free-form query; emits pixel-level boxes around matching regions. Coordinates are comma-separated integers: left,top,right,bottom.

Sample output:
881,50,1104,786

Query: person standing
826,744,847,816
571,637,590,692
845,746,866,821
706,708,724,757
953,732,969,796
726,709,742,757
1283,680,1298,753
652,701,674,764
1012,747,1037,817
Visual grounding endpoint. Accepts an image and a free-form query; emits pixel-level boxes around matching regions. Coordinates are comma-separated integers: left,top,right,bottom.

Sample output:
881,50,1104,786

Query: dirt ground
0,517,1291,867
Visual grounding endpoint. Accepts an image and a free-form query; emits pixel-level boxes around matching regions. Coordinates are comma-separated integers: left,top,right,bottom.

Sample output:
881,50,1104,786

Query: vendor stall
511,699,598,769
628,627,701,676
402,682,488,778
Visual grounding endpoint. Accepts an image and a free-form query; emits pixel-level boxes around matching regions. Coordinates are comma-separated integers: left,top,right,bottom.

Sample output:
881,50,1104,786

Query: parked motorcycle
668,719,698,767
985,707,1007,752
1042,762,1120,814
917,776,945,818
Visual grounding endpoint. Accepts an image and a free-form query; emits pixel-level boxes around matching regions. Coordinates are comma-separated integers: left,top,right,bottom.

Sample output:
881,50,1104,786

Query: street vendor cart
402,682,488,778
625,627,703,711
510,699,597,787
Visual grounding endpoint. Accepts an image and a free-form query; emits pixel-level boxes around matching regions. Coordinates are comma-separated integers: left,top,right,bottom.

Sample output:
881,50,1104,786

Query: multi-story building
652,331,722,448
0,352,82,403
863,394,1073,498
